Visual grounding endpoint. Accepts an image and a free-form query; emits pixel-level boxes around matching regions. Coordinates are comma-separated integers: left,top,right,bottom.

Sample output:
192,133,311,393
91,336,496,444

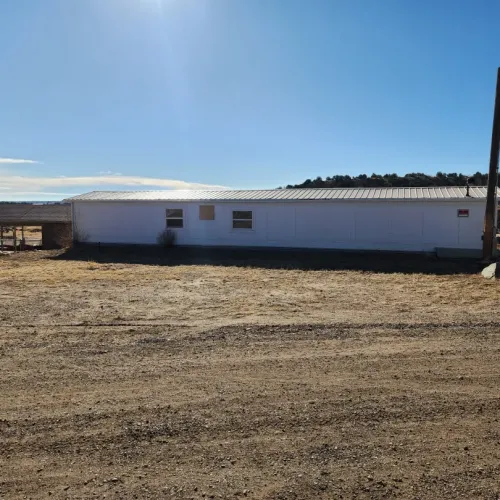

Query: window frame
166,208,184,229
232,210,253,230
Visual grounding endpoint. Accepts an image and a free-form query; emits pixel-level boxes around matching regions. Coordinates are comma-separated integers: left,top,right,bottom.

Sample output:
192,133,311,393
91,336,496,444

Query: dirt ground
1,249,500,499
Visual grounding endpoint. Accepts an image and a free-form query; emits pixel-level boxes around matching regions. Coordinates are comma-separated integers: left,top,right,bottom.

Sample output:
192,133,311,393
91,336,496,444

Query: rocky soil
1,250,500,499
1,322,500,499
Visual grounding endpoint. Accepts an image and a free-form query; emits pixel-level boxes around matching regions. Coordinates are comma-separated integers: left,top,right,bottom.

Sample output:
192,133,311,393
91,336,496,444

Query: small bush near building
157,229,176,248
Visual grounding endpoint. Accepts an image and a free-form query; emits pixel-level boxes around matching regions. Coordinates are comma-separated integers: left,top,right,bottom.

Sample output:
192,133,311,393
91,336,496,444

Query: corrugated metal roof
0,203,71,224
65,186,489,203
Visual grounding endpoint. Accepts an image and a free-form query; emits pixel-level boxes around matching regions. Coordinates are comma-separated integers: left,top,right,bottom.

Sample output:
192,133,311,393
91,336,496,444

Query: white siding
72,199,485,252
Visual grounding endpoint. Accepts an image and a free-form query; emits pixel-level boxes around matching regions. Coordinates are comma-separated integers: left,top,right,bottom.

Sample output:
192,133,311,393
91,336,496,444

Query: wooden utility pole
483,67,500,261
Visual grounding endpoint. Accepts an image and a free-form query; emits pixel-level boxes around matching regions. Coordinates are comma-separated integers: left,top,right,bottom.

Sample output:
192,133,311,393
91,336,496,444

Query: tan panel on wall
199,205,215,220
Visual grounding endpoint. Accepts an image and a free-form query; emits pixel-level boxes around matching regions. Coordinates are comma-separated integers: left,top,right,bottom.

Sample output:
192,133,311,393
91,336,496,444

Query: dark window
233,211,252,220
166,208,183,228
166,209,183,218
232,210,253,229
233,220,253,229
167,218,183,228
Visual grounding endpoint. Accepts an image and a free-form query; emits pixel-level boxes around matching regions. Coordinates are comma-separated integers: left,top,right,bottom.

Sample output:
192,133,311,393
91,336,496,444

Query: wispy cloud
2,191,77,196
98,170,122,176
0,157,39,164
0,173,227,194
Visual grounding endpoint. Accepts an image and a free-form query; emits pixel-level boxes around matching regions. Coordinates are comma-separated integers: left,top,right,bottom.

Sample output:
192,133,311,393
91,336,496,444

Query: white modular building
66,186,489,256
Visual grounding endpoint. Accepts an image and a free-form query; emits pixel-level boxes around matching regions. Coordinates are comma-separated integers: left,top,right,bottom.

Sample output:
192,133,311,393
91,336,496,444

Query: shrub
157,229,176,248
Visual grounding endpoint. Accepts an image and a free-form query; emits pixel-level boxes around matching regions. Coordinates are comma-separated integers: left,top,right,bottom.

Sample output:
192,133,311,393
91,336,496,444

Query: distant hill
282,171,491,189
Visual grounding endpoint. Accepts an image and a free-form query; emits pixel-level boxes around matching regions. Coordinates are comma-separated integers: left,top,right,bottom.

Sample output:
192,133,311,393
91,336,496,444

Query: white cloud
0,191,77,201
0,173,228,193
2,191,76,196
98,170,122,176
0,157,39,164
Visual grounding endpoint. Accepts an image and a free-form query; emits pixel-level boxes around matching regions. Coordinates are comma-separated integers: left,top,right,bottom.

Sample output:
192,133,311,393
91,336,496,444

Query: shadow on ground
51,245,485,275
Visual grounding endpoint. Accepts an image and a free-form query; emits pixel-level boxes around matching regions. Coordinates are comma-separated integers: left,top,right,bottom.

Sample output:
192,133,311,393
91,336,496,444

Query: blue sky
1,0,500,200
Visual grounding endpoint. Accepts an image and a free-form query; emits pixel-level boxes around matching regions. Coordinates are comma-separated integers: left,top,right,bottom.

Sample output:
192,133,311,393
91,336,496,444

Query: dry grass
0,250,499,328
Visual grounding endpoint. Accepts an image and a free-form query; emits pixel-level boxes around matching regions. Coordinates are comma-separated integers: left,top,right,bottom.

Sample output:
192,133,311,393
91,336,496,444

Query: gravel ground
1,251,500,499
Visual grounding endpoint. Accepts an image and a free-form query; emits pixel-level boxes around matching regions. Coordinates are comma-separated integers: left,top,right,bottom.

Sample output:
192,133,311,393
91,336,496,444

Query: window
232,210,253,229
199,205,215,220
166,208,183,228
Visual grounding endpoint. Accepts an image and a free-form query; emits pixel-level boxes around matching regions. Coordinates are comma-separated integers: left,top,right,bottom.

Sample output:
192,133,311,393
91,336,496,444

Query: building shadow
51,244,485,276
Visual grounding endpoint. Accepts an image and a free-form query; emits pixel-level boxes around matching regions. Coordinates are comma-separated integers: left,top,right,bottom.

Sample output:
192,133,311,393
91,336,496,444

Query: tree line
282,172,491,189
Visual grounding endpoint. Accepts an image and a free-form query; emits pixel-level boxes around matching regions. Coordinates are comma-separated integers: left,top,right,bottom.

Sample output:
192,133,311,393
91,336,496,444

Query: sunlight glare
138,0,172,15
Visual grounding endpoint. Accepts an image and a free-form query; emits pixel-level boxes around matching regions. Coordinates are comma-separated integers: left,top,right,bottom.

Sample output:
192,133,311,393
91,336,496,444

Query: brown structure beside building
0,203,72,250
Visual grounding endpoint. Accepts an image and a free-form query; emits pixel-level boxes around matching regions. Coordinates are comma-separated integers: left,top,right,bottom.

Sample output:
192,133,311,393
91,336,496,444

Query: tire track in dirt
1,323,500,498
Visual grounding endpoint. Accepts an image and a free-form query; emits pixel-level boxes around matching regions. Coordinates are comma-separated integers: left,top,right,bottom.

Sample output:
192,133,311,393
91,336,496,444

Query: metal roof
0,203,72,225
65,186,488,203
